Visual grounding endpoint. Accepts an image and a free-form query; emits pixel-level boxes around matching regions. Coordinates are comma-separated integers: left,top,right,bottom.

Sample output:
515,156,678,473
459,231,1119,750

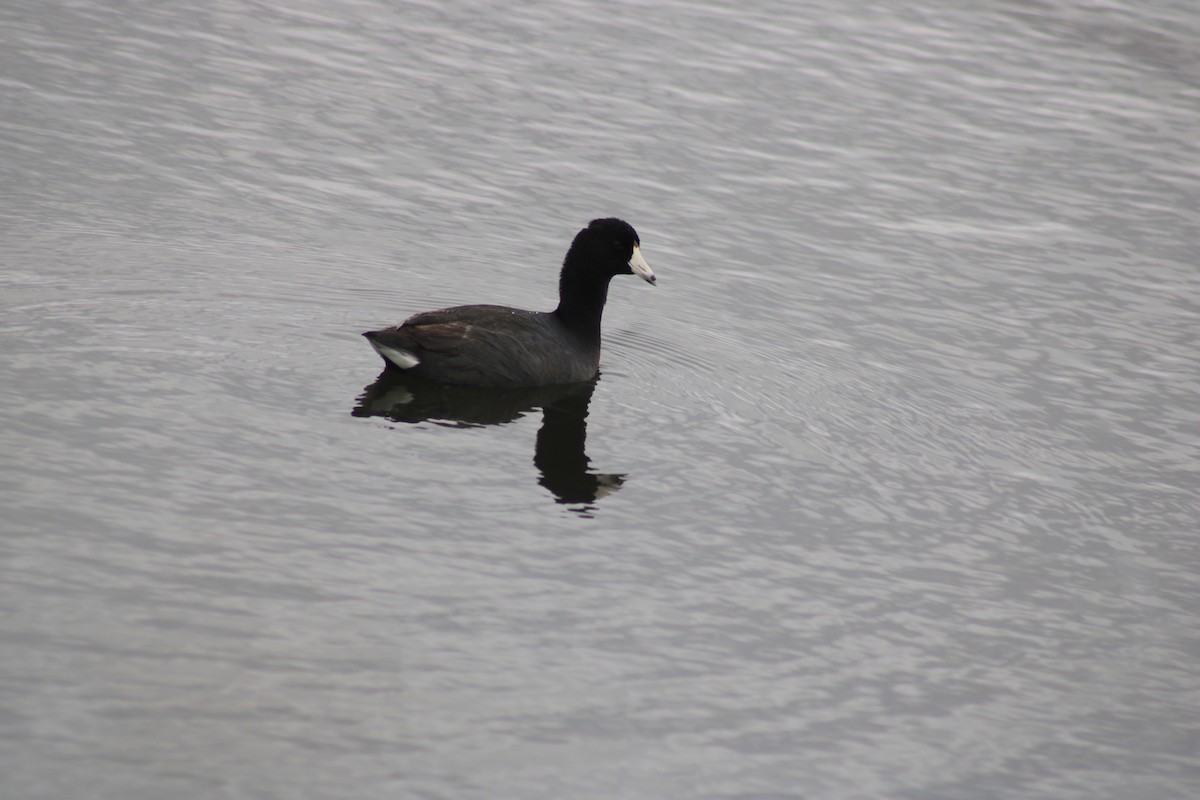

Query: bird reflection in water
353,371,624,514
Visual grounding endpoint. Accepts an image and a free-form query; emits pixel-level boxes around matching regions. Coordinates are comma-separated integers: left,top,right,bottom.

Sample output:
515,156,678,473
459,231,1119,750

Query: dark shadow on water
352,371,625,515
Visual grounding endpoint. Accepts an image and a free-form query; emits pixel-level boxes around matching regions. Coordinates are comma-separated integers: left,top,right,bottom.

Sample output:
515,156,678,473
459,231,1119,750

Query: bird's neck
554,270,611,340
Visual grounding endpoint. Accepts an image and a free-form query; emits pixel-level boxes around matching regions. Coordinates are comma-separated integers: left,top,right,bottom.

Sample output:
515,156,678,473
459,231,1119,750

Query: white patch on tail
369,340,420,369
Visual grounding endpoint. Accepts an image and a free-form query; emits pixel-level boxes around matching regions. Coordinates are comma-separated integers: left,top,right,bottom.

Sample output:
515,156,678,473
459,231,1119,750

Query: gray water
3,1,1199,798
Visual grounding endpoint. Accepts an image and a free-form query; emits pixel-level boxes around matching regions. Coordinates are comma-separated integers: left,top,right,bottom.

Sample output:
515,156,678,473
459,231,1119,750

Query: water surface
2,1,1199,798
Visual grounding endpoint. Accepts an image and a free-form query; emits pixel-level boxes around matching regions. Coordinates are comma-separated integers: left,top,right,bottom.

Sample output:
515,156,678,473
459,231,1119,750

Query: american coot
363,218,656,387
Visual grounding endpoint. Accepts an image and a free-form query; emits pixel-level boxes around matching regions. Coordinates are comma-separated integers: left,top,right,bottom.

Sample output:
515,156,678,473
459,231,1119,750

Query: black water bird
363,218,655,387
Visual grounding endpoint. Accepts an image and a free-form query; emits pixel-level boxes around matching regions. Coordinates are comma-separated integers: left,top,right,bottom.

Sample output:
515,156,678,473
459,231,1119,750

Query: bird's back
364,304,600,387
